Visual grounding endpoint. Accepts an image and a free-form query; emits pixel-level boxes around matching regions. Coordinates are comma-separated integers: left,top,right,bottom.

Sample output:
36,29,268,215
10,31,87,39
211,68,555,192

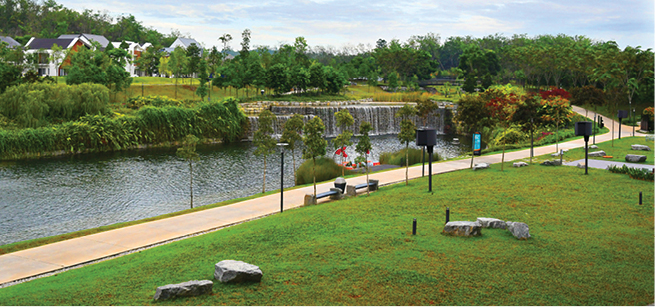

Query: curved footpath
0,106,650,287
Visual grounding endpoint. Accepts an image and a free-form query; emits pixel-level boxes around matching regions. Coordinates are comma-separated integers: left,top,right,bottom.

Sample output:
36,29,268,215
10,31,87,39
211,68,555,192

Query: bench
304,188,343,205
346,179,379,197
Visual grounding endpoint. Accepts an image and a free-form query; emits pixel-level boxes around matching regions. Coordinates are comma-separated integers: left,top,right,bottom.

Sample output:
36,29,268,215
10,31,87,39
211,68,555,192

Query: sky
56,0,654,51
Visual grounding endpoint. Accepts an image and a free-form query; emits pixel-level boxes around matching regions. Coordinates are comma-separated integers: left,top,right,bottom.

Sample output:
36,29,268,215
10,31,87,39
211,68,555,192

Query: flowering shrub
539,87,571,100
643,107,654,121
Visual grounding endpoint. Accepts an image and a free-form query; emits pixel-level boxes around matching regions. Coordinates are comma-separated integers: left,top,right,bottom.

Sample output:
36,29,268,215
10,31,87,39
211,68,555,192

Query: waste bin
334,177,346,192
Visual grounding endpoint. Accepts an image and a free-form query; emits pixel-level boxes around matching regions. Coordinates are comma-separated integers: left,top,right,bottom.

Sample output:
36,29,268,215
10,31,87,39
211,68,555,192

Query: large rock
631,144,651,151
214,260,263,283
476,218,507,229
513,162,529,168
589,145,599,149
153,280,213,301
473,163,490,171
506,222,531,240
540,160,561,166
588,150,607,157
625,154,647,163
443,221,482,237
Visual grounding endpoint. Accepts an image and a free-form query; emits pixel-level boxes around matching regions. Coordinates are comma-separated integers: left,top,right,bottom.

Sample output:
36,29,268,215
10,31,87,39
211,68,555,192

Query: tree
396,103,418,185
355,121,373,195
253,110,277,194
367,70,378,92
485,91,519,171
511,94,541,163
333,108,354,176
176,134,200,209
309,62,326,94
135,45,162,76
196,58,209,100
540,96,573,153
323,65,347,95
218,33,233,61
280,114,304,180
185,43,201,80
266,63,290,95
168,46,188,99
302,116,328,198
415,98,437,127
387,70,398,92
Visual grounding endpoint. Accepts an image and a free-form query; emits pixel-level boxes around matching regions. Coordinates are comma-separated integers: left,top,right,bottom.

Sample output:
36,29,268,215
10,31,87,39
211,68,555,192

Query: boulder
625,154,647,163
631,144,651,151
588,151,607,157
443,221,482,237
473,163,490,171
540,160,561,166
589,145,599,149
153,280,213,301
577,162,585,169
506,221,531,240
214,260,263,283
513,162,529,168
304,194,317,206
476,218,507,229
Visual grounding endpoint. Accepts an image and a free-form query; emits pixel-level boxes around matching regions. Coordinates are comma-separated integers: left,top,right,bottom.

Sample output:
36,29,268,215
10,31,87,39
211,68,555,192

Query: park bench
346,179,379,196
303,179,380,205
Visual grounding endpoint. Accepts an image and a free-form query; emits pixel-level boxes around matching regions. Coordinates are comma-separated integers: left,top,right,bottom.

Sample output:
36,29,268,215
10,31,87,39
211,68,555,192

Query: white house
24,37,89,77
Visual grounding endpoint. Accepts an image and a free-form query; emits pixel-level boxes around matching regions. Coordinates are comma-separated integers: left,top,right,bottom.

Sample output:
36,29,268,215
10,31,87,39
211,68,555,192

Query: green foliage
387,71,398,91
0,82,110,127
323,65,347,95
491,126,526,146
570,85,605,107
177,134,200,208
253,110,276,157
0,98,245,159
607,165,653,181
266,63,290,95
126,95,186,109
302,116,328,195
379,148,423,166
295,156,347,185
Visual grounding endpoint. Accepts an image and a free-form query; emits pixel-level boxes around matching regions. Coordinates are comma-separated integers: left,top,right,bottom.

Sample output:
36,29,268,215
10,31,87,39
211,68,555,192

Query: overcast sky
56,0,654,51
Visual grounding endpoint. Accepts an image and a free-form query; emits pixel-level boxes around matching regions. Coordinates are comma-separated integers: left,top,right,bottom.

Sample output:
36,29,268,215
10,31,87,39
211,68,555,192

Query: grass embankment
0,164,652,305
552,136,654,165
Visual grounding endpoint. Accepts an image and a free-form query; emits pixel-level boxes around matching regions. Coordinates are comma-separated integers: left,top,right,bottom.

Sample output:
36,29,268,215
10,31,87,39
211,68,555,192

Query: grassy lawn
0,164,652,305
576,103,650,127
554,136,654,165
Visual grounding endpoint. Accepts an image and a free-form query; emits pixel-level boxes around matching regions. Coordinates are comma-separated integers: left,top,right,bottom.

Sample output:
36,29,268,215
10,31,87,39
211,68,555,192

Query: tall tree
168,46,188,99
302,116,328,198
280,113,305,180
355,121,373,196
176,134,200,209
396,103,418,185
253,110,277,194
333,108,354,176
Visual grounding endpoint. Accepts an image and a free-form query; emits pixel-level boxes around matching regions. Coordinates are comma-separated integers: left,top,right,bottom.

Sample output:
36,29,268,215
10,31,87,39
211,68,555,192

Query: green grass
555,136,654,165
576,103,650,127
0,164,652,305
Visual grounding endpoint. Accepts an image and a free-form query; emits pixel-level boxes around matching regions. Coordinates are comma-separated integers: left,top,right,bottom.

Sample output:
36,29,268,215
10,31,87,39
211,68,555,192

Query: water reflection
0,134,472,245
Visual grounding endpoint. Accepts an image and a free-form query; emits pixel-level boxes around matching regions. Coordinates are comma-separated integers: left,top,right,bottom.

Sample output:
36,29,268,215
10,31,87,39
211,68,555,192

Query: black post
593,115,596,145
428,147,433,192
639,192,642,205
412,218,417,235
280,150,284,212
618,118,622,139
633,108,636,137
422,147,425,177
446,207,450,224
530,118,534,160
584,136,589,175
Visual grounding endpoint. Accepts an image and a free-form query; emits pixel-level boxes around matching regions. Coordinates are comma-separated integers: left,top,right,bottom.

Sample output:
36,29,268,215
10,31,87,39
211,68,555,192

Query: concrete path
564,159,654,171
0,105,650,287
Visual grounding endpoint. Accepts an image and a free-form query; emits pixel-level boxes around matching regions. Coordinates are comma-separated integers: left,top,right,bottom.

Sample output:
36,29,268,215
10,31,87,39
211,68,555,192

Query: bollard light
412,218,417,235
446,207,450,224
277,143,288,212
639,192,643,205
416,128,437,192
618,110,628,139
575,122,592,175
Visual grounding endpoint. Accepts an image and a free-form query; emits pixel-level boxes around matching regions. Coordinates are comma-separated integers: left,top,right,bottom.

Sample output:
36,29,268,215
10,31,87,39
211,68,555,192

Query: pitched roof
58,33,110,48
0,36,20,48
177,37,200,48
26,38,75,50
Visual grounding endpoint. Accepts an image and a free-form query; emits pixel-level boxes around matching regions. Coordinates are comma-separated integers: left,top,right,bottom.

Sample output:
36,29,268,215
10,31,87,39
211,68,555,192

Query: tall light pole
277,143,288,212
633,108,636,137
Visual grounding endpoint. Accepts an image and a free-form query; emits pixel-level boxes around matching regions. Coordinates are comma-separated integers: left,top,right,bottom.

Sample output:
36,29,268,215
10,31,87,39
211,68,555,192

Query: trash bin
334,177,346,192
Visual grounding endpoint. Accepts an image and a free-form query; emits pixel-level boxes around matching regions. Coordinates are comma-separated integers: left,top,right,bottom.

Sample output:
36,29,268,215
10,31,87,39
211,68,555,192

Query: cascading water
244,105,447,140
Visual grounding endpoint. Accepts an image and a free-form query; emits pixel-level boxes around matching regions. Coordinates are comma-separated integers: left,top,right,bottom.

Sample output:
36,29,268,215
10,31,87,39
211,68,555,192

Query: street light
633,108,636,137
277,143,288,212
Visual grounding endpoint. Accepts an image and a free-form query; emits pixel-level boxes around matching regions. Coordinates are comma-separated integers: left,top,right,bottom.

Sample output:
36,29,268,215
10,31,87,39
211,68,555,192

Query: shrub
491,126,526,146
607,165,654,181
379,148,424,166
295,156,350,185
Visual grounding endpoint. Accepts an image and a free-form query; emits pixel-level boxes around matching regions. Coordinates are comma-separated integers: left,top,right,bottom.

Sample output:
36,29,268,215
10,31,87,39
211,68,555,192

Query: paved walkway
0,106,650,287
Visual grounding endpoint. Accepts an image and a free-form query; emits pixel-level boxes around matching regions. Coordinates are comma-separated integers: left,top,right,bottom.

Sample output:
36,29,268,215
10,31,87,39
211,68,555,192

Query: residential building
0,36,21,48
24,37,90,77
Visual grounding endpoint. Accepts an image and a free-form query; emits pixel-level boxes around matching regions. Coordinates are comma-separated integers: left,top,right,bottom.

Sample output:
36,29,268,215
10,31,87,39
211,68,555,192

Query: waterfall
243,105,447,140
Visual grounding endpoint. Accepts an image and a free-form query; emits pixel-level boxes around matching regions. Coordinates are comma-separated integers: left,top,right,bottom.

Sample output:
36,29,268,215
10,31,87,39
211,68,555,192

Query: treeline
0,0,178,46
0,84,246,159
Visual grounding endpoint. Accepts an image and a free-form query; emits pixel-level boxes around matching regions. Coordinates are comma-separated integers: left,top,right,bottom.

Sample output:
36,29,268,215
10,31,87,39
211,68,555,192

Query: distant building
162,37,202,55
110,41,154,77
0,36,21,48
58,33,110,50
24,37,93,77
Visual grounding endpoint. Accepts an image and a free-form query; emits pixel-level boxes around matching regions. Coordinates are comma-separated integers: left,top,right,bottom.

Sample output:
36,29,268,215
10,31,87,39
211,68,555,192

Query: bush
295,156,350,185
379,148,425,166
607,165,654,181
491,126,526,146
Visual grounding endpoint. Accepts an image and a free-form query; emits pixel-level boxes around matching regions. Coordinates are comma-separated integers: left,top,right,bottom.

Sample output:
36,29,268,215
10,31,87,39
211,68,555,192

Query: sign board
473,132,481,156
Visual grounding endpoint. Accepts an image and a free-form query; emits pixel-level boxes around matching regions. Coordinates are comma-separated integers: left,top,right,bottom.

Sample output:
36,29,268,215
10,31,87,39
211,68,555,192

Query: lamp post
277,143,288,212
633,108,636,137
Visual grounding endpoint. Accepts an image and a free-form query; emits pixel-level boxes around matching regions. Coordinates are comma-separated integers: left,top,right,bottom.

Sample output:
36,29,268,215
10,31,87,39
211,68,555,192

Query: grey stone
443,221,482,237
153,280,213,301
304,194,316,205
588,150,607,157
214,260,263,283
513,162,529,168
631,144,651,151
625,154,647,163
476,217,507,229
577,162,585,169
328,188,343,200
346,185,357,196
540,160,561,166
506,221,531,240
589,145,599,149
473,162,490,170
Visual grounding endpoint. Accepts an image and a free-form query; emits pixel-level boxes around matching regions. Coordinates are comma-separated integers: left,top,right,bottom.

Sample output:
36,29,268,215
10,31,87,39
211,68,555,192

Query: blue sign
473,132,481,154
